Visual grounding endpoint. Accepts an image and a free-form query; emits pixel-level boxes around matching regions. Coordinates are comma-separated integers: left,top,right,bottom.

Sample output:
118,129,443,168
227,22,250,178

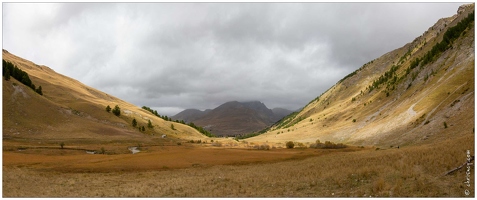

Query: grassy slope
248,4,474,148
2,50,208,147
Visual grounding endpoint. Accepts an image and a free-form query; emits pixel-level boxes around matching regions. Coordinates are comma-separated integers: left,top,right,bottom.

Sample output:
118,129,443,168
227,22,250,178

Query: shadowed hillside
171,109,212,123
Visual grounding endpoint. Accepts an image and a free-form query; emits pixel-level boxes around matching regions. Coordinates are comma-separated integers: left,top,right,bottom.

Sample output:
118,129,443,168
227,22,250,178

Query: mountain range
2,4,474,198
2,4,474,147
172,101,293,136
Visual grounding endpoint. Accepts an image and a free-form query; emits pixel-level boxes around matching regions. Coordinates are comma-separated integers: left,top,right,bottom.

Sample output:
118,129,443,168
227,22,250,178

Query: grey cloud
3,3,464,116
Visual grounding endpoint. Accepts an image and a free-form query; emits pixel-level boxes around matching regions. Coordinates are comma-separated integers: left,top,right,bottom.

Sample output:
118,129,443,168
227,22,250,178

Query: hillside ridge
247,4,474,147
2,50,208,145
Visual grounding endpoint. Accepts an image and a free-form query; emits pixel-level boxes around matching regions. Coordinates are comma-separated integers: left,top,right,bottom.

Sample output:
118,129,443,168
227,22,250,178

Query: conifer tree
132,118,137,127
106,105,111,112
4,67,10,80
112,105,121,116
35,86,43,95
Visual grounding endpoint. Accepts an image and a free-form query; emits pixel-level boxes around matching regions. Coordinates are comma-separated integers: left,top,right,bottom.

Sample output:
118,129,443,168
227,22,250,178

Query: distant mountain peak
172,100,293,136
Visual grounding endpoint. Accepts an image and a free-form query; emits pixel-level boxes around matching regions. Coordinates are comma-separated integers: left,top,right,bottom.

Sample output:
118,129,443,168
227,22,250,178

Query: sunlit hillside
2,49,208,150
248,4,474,148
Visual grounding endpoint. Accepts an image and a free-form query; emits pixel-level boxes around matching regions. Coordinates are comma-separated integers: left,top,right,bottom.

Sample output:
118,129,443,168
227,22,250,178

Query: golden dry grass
3,134,474,197
2,50,208,143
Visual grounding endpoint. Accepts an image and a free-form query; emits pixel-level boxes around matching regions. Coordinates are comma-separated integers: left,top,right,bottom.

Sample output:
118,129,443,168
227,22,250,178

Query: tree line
142,105,214,137
3,59,43,95
105,104,213,136
408,11,474,73
366,11,474,95
142,106,172,121
422,11,474,66
235,132,262,140
106,104,153,132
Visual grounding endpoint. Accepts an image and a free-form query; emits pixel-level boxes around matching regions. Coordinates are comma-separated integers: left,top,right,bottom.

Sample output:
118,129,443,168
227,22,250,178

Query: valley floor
2,134,474,197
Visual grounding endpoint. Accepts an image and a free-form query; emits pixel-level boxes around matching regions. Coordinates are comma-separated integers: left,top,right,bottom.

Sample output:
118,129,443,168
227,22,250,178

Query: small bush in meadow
309,140,346,149
286,141,295,149
296,142,307,149
258,144,270,150
212,142,222,147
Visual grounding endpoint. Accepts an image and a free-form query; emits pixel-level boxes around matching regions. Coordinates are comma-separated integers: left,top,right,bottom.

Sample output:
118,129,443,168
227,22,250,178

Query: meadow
3,134,473,197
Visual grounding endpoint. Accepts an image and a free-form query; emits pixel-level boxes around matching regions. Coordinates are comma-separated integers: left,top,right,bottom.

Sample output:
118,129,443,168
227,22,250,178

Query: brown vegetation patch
3,145,361,173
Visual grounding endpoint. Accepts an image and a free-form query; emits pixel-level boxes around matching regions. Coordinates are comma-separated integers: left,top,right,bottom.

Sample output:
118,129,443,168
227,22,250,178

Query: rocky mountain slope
247,4,475,147
173,101,292,136
2,50,208,145
171,109,212,123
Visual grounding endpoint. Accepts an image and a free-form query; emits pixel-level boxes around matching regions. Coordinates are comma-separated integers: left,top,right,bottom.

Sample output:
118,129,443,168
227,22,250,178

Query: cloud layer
3,3,463,115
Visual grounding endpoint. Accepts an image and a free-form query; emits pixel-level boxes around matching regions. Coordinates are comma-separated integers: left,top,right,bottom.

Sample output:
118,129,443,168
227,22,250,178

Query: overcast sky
3,2,464,116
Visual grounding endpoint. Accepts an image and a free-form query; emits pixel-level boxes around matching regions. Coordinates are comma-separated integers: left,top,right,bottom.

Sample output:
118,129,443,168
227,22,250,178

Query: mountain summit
172,101,292,136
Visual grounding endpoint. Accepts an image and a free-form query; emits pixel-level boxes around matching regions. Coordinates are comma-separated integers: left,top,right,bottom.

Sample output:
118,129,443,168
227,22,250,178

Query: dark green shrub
296,142,307,149
310,140,346,149
112,105,120,116
35,86,43,95
286,141,295,149
256,144,270,150
132,118,137,127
